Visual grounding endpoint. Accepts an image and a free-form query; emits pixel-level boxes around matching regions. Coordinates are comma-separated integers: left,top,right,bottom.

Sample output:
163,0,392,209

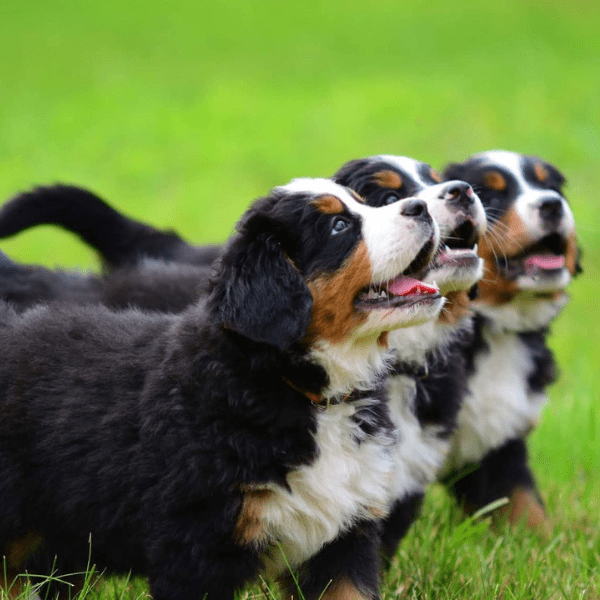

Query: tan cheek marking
430,168,442,183
483,171,507,191
306,243,372,344
314,195,344,215
319,579,370,600
373,170,402,189
437,290,472,325
564,232,580,276
475,208,531,306
534,163,548,183
234,489,274,547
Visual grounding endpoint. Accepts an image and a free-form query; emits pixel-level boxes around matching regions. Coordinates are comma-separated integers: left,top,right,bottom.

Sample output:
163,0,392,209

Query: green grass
1,0,599,597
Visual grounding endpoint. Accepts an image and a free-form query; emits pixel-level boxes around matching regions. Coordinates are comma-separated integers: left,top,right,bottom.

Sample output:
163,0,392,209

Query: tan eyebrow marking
483,171,507,191
313,194,344,215
534,163,548,183
373,170,403,189
430,168,442,183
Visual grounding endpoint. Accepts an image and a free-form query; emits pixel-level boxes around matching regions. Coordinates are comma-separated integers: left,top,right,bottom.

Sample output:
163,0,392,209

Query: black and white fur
439,151,580,529
0,178,445,600
334,155,487,557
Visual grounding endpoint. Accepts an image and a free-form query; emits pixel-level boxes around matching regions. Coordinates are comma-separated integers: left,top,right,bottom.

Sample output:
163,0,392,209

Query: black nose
442,181,475,210
539,197,564,223
400,199,429,220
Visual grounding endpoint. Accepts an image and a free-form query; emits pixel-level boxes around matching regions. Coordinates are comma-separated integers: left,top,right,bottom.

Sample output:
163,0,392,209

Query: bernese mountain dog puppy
0,178,445,600
439,150,581,532
0,158,488,569
333,155,487,558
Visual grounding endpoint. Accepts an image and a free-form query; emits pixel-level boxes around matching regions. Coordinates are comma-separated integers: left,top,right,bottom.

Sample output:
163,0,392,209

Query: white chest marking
260,401,394,578
386,375,451,500
443,332,547,473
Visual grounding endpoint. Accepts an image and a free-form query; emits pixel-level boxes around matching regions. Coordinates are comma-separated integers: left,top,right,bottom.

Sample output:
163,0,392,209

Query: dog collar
281,376,353,408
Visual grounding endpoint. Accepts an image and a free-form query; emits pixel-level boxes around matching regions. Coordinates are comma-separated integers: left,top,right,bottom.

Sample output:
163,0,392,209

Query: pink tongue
525,255,565,270
388,277,439,297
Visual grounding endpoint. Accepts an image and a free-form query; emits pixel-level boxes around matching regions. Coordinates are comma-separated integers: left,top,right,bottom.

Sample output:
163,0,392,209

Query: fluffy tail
0,184,220,268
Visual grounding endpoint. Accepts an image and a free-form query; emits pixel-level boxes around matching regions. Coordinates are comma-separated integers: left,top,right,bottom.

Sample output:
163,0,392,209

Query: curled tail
0,184,221,268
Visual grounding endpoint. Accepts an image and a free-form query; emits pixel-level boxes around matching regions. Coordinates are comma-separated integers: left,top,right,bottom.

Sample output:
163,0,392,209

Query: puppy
333,155,487,558
440,150,581,531
0,178,444,600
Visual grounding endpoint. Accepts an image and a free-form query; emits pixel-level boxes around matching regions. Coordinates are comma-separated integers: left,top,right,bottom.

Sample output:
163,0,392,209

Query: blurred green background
0,0,598,533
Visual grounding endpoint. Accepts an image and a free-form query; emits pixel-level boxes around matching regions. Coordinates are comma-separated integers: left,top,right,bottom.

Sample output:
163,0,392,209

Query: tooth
473,243,478,254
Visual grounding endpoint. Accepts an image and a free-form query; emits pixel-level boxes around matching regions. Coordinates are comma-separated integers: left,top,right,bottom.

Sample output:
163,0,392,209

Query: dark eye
383,194,399,205
331,217,350,234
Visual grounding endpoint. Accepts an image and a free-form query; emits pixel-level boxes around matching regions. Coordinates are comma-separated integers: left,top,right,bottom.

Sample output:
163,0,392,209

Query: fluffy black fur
0,183,403,600
0,184,220,268
0,250,212,313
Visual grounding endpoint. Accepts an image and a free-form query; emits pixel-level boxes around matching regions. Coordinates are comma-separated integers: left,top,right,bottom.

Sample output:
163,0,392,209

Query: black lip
434,251,481,269
445,219,479,250
403,237,436,278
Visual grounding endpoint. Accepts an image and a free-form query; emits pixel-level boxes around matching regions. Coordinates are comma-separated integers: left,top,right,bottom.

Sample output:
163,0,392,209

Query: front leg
445,437,549,534
379,492,424,564
283,521,382,600
146,515,264,600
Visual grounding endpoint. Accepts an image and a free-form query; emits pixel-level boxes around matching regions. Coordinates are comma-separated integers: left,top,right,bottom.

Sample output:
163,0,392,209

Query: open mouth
431,219,480,271
355,238,441,310
498,233,567,280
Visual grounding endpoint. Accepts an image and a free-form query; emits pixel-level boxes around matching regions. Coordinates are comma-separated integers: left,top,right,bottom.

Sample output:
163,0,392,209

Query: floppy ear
332,158,372,189
208,221,313,350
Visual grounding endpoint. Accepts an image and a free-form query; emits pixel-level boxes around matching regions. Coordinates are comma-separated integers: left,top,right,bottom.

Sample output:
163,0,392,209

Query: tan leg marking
319,578,370,600
235,488,274,547
497,486,551,536
2,531,43,599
